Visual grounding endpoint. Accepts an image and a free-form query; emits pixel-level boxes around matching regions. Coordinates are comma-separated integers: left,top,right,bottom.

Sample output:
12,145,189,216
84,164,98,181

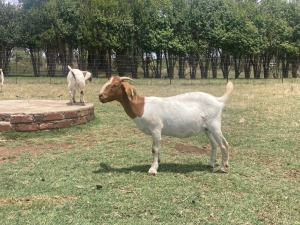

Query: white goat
0,69,4,92
99,77,233,175
67,65,92,105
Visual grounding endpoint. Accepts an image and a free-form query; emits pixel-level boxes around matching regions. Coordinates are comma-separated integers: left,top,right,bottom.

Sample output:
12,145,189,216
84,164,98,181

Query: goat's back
67,69,86,90
145,92,223,118
134,93,224,138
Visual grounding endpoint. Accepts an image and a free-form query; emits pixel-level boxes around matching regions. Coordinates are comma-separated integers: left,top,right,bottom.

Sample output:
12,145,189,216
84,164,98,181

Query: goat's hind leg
208,126,229,172
68,90,75,105
204,129,218,168
80,90,85,105
148,130,161,176
72,90,77,103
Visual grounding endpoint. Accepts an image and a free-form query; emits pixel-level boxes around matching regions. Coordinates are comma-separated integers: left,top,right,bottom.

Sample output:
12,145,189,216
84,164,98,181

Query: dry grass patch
0,195,78,206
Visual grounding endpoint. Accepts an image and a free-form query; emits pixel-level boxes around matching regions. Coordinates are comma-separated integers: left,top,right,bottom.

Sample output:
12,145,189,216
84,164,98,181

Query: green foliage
2,0,300,78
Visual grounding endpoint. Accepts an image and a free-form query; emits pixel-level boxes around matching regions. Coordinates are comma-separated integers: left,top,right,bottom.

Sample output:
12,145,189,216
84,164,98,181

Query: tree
0,1,20,75
279,1,300,78
19,0,51,76
257,0,289,78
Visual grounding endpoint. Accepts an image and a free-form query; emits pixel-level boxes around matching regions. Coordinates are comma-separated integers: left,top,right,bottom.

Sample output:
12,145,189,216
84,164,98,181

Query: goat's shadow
93,162,214,174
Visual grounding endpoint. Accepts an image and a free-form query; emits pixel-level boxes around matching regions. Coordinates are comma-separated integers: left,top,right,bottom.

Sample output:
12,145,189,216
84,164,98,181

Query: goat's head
99,76,134,103
83,71,92,82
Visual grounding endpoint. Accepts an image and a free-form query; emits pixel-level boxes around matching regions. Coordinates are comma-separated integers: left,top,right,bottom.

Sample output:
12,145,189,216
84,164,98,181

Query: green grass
0,77,299,224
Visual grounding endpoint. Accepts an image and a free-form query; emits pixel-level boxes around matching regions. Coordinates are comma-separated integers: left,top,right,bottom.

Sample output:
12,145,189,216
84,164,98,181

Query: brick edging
0,106,94,132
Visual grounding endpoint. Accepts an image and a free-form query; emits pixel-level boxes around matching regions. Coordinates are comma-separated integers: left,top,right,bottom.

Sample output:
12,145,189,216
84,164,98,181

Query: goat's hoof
217,168,227,173
207,162,218,168
148,168,158,176
207,164,214,169
148,172,157,176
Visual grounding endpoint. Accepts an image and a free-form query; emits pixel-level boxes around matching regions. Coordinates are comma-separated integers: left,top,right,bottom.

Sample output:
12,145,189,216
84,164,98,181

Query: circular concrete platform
0,100,94,132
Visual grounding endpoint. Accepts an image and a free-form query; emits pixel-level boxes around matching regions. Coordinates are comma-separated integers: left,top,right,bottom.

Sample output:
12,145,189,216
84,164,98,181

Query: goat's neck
118,94,145,119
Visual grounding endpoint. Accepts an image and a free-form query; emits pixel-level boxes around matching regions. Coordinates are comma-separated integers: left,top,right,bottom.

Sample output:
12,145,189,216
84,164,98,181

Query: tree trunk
87,48,104,78
77,47,88,71
165,50,176,79
106,50,112,78
233,54,243,79
291,58,299,78
199,55,209,79
220,52,231,79
211,56,218,79
178,54,186,79
244,56,252,79
116,52,126,76
188,54,198,79
142,53,151,78
154,50,162,78
0,47,11,75
46,48,56,77
253,55,261,79
262,54,271,79
149,50,162,79
29,48,41,77
281,58,289,78
129,48,138,78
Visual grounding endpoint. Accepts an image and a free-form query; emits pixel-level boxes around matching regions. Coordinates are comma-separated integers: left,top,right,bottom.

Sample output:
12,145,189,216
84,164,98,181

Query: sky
4,0,19,4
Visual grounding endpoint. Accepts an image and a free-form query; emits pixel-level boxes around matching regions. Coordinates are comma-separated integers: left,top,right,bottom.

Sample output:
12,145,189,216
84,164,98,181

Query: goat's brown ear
122,82,136,101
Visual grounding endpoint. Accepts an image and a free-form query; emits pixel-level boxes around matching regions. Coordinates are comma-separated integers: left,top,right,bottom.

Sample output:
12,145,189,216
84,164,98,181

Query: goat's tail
218,81,233,102
68,65,76,80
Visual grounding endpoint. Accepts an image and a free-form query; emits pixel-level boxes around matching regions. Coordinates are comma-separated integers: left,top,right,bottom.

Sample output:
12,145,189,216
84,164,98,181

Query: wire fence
1,52,300,82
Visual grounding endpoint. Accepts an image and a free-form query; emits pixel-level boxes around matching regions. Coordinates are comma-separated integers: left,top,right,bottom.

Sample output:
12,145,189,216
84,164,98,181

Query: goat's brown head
99,76,135,103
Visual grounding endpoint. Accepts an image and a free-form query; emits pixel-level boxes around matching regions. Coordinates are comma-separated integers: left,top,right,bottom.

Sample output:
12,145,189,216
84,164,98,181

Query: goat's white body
0,70,4,92
133,88,232,175
67,66,91,105
134,93,224,138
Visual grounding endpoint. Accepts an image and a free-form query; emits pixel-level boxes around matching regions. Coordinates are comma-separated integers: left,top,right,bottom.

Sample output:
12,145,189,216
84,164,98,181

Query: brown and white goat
99,76,233,175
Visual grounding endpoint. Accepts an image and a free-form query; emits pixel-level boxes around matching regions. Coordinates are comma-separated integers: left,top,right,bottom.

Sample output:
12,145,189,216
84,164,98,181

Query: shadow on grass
93,162,212,174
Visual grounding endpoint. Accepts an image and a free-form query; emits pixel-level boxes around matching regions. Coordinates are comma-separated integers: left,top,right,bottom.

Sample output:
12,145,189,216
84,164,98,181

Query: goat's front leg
219,135,229,172
148,130,161,176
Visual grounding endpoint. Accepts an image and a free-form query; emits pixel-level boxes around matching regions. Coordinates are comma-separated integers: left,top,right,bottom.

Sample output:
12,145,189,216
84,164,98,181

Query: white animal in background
0,69,4,92
99,76,234,175
67,65,92,105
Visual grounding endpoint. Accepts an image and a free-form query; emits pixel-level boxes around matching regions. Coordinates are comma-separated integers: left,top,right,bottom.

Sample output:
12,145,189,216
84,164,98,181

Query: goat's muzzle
99,94,107,103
